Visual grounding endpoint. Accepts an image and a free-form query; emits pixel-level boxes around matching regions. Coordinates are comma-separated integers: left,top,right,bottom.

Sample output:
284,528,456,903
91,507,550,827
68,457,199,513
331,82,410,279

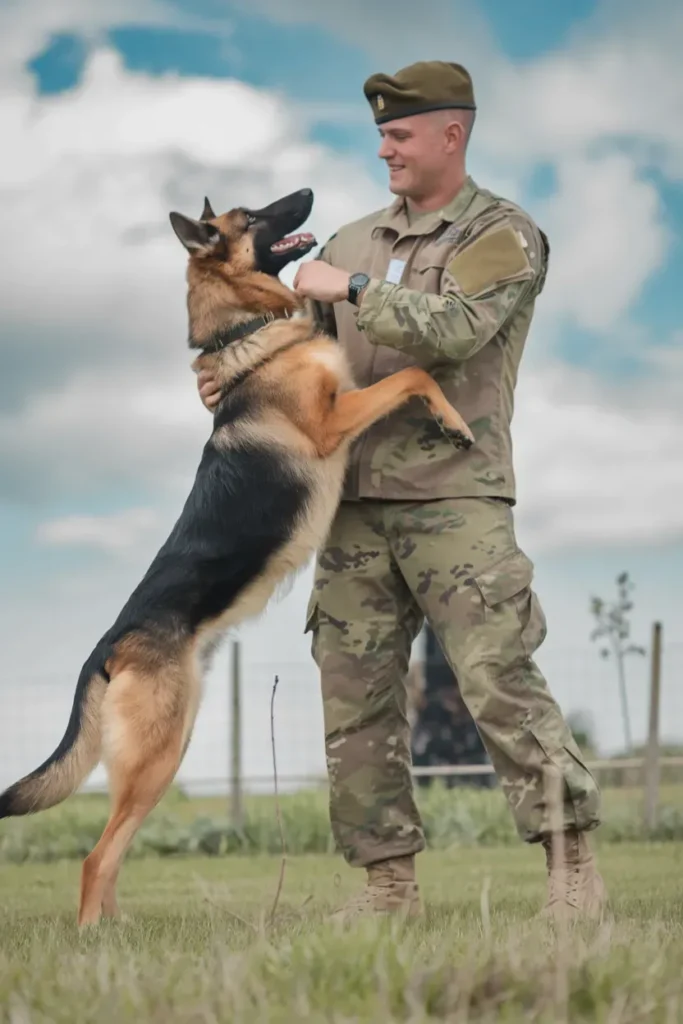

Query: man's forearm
354,278,524,364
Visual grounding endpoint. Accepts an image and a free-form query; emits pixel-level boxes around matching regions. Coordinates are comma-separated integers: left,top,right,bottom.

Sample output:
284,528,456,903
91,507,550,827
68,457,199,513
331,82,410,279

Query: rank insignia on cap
377,94,385,110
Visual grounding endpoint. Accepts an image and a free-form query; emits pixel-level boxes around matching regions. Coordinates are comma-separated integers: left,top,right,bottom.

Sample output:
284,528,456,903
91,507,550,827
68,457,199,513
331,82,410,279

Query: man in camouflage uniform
198,61,607,922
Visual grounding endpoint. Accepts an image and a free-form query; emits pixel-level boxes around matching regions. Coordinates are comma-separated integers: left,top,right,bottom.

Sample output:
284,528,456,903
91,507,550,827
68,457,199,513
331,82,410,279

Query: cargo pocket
471,548,546,657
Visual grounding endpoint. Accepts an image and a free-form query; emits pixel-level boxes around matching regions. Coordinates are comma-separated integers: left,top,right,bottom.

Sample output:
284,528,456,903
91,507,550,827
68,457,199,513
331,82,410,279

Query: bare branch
269,673,286,927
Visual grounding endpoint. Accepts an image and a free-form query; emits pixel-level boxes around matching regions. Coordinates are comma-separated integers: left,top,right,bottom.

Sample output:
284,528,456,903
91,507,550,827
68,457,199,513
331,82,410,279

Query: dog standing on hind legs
0,187,474,927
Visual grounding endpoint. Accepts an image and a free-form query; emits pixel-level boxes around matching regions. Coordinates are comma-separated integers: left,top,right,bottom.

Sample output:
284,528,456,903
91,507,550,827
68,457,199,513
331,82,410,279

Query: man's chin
388,177,410,196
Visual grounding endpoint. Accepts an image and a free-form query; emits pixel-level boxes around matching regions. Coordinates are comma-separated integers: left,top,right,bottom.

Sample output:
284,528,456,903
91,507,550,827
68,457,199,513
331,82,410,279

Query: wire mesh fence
2,632,681,809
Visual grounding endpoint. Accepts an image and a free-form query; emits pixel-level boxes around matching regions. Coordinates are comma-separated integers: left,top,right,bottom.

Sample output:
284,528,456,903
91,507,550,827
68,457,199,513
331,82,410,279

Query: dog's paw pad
437,419,474,450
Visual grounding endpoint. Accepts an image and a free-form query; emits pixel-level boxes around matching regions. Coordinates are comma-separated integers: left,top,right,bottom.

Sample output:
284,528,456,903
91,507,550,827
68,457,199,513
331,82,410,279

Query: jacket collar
373,176,479,239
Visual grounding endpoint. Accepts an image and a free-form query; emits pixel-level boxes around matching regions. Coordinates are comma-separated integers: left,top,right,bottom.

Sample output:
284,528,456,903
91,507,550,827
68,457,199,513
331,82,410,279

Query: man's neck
405,169,468,216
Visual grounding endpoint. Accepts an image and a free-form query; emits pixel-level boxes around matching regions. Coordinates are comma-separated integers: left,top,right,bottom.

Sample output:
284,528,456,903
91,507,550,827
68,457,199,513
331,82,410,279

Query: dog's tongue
270,232,315,253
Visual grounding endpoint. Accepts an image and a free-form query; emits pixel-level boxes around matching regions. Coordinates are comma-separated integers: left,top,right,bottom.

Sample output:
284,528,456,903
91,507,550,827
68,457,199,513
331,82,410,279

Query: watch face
349,272,369,303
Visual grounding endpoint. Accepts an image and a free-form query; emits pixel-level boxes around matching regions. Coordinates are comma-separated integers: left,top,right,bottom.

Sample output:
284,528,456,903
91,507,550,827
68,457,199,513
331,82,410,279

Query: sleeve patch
446,224,531,297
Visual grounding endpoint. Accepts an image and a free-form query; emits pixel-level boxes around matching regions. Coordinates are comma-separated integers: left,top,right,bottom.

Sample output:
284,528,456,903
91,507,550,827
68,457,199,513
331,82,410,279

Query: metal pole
230,640,243,829
643,622,662,832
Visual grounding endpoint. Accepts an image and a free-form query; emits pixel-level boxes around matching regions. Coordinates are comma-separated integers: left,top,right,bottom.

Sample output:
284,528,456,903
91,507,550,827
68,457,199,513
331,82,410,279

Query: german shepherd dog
0,188,473,926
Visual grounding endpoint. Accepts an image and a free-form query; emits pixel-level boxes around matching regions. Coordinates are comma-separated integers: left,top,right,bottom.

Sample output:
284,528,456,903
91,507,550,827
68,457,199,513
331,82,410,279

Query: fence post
230,640,243,829
643,621,662,833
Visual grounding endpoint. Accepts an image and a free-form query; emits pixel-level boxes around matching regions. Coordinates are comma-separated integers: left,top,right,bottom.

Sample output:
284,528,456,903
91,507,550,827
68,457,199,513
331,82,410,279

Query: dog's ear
201,196,216,221
169,212,224,257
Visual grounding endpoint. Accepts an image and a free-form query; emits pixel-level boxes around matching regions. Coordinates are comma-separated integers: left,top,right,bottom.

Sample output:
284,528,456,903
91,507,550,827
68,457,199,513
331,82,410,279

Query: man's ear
169,212,224,256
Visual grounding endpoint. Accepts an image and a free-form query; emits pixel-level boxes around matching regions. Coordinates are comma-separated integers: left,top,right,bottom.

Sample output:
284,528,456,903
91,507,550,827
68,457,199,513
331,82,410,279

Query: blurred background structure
2,617,678,833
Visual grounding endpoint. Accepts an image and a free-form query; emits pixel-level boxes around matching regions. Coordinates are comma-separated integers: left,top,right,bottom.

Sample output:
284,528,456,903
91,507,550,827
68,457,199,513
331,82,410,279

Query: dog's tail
0,657,108,818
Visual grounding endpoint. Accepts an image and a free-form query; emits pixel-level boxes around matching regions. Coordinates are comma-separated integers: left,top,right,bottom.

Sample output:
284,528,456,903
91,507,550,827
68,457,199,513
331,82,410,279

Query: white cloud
513,358,683,553
250,0,683,159
0,357,210,503
0,44,389,503
478,39,683,181
530,153,669,334
0,0,180,88
226,0,494,66
236,0,683,175
0,8,680,542
37,507,161,553
234,0,682,352
1,47,385,327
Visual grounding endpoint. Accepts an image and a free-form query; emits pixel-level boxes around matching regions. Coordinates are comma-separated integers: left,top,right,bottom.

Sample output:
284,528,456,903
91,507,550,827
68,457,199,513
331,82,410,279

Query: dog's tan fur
1,195,473,928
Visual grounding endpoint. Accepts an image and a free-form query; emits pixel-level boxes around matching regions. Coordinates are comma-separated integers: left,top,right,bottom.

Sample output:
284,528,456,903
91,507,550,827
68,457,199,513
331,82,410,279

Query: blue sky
26,4,683,379
1,0,682,784
474,0,598,57
30,1,603,93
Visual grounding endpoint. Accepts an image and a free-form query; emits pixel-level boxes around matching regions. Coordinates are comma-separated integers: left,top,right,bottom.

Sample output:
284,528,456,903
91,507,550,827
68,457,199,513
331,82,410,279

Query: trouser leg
305,501,425,867
386,497,602,842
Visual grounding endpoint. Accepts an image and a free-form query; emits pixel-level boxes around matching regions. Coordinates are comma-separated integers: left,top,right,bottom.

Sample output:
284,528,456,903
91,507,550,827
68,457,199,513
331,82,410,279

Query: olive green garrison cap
363,60,476,125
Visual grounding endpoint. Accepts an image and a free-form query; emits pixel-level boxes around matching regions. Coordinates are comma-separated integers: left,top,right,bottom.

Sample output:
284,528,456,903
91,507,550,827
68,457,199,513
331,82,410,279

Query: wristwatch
348,272,370,306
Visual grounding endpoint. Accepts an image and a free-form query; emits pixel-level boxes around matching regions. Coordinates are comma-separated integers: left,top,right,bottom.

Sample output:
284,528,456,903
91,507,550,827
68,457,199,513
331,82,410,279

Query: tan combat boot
540,829,608,922
328,854,423,925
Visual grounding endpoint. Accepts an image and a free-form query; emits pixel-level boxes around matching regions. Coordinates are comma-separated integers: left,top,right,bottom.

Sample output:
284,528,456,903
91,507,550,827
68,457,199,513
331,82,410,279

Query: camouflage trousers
304,497,601,868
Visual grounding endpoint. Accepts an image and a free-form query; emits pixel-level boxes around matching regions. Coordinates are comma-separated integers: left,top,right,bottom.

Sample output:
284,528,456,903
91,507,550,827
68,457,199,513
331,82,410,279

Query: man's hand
293,261,350,304
195,365,222,411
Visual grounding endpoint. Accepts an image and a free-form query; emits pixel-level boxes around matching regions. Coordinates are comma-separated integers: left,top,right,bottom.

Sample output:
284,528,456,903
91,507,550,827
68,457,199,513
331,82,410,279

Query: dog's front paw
434,415,474,451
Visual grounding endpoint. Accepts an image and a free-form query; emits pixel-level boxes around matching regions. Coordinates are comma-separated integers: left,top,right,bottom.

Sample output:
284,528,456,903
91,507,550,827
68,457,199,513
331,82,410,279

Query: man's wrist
352,283,369,307
348,272,370,306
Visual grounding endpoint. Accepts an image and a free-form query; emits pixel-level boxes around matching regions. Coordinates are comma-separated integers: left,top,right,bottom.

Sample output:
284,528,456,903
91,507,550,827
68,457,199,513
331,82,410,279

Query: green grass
3,782,683,864
2,844,683,1022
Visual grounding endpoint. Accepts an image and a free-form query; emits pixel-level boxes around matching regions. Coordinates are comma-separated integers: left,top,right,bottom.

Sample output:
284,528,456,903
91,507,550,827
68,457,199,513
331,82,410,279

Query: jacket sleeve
305,239,338,338
355,215,548,364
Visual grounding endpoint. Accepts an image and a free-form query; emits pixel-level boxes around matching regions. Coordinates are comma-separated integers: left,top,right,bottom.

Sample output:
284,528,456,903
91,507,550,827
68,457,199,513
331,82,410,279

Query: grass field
3,783,683,864
2,842,683,1022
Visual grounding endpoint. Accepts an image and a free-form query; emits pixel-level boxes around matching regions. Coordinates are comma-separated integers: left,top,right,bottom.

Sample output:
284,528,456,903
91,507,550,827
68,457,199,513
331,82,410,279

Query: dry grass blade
194,875,258,933
269,673,286,926
479,875,491,941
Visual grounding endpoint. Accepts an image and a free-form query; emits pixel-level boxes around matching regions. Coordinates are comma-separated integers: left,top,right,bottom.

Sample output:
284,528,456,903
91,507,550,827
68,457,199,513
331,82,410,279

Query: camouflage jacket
309,176,549,503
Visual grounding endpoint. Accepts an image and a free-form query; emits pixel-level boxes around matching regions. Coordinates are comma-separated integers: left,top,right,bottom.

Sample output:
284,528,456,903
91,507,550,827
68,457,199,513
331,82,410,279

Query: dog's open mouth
270,232,316,254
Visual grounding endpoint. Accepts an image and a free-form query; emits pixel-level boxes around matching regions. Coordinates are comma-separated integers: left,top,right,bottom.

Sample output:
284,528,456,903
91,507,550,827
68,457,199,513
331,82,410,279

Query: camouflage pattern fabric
311,176,551,503
305,496,601,868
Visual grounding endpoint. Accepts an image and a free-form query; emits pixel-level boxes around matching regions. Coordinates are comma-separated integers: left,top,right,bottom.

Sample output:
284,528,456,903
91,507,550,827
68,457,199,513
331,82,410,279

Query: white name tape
385,258,406,285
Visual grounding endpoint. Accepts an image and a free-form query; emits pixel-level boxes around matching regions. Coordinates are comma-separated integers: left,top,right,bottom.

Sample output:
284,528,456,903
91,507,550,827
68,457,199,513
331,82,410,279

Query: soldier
197,61,607,923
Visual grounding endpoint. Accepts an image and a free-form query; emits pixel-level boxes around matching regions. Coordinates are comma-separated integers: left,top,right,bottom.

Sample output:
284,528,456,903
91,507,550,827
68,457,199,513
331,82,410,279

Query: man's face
376,111,463,199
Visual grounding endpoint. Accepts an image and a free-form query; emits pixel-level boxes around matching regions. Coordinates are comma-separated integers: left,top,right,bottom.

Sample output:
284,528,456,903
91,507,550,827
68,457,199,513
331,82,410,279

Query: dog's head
169,188,317,278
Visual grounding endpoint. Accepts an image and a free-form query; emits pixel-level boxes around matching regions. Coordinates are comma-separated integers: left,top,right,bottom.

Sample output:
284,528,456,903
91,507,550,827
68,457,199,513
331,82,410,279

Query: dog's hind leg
77,660,196,927
99,699,199,921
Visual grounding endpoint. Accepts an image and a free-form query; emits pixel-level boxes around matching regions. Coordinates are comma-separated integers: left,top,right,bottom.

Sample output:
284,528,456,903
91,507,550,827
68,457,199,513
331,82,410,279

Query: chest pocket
404,221,475,294
368,237,452,381
406,250,447,294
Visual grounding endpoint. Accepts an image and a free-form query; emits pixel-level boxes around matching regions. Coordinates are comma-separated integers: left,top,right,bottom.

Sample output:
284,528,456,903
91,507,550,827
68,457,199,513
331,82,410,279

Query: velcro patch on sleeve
446,224,531,297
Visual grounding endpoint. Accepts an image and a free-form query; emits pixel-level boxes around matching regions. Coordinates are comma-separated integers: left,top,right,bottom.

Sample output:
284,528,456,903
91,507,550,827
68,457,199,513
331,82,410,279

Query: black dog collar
197,313,278,355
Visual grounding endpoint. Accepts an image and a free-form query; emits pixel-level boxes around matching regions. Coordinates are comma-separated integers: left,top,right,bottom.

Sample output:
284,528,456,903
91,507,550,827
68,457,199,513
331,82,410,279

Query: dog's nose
300,188,312,197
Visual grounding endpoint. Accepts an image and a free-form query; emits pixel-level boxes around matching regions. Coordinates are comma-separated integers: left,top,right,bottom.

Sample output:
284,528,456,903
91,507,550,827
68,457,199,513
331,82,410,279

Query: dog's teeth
270,233,314,254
